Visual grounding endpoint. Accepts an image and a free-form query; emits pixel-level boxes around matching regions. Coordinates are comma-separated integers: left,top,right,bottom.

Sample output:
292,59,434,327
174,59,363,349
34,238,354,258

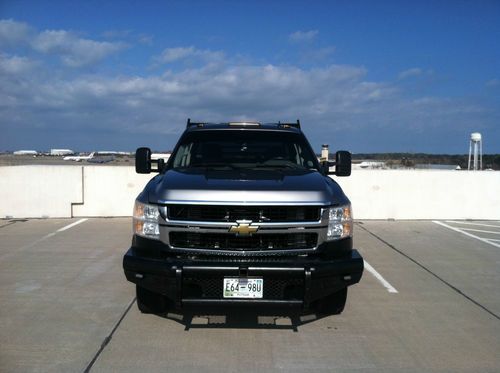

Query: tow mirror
335,151,351,176
135,147,151,174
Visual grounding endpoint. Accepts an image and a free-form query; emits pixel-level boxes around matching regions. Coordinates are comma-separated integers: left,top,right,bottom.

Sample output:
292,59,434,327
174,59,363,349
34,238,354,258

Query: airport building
50,149,74,156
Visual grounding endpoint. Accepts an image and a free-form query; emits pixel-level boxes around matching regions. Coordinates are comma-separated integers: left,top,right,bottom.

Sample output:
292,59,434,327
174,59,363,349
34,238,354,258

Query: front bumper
123,248,363,309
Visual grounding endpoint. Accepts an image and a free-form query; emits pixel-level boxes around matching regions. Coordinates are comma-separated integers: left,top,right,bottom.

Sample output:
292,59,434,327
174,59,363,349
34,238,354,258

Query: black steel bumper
123,248,364,309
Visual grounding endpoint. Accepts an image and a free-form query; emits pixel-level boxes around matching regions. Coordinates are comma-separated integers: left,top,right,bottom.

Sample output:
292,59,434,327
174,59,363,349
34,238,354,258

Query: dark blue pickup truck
123,120,363,315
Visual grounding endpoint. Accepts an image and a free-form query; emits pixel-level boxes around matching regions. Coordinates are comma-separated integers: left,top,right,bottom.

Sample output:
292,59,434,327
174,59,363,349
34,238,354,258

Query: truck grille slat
170,232,317,251
167,205,320,222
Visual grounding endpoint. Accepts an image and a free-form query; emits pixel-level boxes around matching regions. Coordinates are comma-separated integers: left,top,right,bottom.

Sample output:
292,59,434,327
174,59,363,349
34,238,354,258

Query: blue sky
0,0,499,153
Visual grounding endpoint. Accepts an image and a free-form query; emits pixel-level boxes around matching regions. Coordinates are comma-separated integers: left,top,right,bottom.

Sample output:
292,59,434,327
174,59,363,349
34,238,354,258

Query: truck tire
316,288,348,315
136,285,171,314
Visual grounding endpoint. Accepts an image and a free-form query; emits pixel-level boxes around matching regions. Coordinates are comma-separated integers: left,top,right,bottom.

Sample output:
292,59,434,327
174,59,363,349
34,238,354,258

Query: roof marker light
228,122,261,127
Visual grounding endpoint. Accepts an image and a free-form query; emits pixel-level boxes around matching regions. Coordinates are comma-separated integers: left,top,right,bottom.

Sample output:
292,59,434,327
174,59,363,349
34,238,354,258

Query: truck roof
185,119,302,133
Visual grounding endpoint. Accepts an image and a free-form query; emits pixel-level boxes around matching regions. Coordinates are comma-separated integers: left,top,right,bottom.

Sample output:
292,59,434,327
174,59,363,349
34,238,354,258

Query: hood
147,168,348,206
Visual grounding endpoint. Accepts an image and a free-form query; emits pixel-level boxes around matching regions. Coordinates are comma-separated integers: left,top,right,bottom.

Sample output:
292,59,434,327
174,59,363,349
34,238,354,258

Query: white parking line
459,228,500,235
38,218,88,241
56,218,88,232
363,260,398,293
433,221,500,249
445,220,500,229
0,218,90,261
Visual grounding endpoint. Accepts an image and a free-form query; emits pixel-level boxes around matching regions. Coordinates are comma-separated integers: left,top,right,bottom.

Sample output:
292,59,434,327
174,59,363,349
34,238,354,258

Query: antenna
468,132,483,171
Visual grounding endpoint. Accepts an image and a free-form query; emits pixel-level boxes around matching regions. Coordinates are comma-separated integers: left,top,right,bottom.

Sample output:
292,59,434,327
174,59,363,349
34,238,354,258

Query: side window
173,142,193,167
294,143,314,168
288,143,301,165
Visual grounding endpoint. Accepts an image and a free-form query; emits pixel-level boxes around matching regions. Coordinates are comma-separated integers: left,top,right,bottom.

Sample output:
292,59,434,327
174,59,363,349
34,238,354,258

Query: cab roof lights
186,118,301,129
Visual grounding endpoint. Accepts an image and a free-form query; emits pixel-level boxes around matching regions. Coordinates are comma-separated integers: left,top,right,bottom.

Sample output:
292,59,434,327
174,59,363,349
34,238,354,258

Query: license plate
223,278,263,298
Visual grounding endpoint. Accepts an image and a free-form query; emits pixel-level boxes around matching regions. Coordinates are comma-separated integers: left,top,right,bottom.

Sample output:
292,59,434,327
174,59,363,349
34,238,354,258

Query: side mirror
335,151,351,176
135,147,151,174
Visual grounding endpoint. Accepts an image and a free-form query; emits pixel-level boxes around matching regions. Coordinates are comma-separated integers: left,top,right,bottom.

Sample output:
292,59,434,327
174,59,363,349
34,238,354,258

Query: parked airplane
359,161,385,169
63,152,95,162
87,155,114,164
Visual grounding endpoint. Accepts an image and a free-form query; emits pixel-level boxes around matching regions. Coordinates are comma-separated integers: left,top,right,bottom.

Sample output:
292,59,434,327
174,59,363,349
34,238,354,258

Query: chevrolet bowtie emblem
229,220,259,235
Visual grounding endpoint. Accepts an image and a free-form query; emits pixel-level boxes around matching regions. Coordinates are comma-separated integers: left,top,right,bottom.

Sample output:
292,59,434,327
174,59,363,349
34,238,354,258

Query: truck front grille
169,232,318,251
167,205,320,223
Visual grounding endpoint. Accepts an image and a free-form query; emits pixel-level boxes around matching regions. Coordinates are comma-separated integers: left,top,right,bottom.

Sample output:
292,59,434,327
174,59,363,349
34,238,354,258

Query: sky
0,0,499,153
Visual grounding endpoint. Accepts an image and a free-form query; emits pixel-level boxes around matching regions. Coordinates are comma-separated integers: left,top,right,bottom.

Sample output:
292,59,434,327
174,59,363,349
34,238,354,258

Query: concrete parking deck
0,218,499,372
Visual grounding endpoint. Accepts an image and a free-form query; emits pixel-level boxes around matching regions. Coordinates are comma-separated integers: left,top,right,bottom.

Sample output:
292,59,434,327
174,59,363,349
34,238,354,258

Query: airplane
63,152,95,162
359,161,385,169
87,155,114,164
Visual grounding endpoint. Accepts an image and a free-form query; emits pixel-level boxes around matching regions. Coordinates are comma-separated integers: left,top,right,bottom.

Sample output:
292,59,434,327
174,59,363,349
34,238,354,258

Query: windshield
170,130,319,171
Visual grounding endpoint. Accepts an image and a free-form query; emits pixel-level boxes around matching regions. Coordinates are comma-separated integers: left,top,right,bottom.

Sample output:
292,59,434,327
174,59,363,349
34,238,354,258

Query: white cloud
0,61,376,131
398,68,423,79
0,20,495,152
1,58,492,152
2,59,459,140
289,30,319,43
0,19,127,67
0,53,37,74
32,30,127,67
158,46,195,62
155,46,224,64
486,78,500,87
0,19,31,46
138,34,154,45
102,29,154,46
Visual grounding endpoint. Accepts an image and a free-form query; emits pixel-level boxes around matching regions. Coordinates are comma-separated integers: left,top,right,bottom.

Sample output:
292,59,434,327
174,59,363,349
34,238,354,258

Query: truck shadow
159,306,329,331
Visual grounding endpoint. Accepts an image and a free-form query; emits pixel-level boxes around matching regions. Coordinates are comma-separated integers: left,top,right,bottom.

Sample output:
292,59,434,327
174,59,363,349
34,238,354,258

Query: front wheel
136,285,171,314
315,288,348,315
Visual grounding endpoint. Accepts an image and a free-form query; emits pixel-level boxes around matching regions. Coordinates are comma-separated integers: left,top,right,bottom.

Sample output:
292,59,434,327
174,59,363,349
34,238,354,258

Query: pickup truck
123,120,363,315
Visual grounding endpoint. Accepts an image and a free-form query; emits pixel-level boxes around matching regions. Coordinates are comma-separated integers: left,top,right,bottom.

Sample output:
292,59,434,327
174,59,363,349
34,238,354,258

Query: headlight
327,204,353,240
133,200,160,239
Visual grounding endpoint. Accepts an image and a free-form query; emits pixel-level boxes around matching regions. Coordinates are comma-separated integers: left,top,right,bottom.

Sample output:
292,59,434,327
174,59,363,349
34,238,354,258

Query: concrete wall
72,166,151,217
0,166,83,218
1,166,499,219
335,170,500,220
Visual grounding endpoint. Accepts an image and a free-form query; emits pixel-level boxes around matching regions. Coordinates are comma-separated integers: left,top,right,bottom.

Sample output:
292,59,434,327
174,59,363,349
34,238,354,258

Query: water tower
321,144,329,161
468,132,482,171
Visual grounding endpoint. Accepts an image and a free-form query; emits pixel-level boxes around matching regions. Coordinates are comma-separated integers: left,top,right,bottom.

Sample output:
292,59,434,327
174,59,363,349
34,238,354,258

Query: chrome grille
167,205,320,222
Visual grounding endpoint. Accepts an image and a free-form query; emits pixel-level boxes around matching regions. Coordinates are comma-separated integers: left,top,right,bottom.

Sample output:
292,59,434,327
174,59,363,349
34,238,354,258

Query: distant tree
494,155,500,167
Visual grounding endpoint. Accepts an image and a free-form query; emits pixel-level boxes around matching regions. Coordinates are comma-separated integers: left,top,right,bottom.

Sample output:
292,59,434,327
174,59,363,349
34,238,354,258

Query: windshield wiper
254,162,302,169
198,163,239,169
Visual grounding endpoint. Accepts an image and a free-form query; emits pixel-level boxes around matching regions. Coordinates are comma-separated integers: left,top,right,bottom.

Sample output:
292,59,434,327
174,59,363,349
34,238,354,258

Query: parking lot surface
0,218,499,372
